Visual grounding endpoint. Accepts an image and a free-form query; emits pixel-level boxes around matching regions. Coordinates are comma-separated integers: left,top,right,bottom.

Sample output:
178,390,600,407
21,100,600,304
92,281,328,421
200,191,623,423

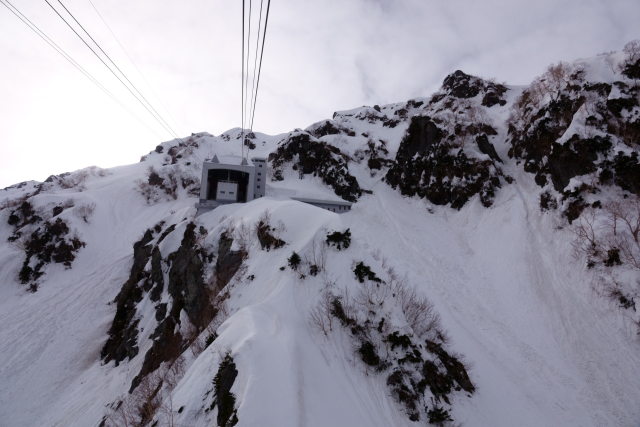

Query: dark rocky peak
442,70,479,98
397,116,444,157
507,54,640,221
270,132,362,202
441,70,508,107
143,134,204,164
386,115,506,209
306,119,356,138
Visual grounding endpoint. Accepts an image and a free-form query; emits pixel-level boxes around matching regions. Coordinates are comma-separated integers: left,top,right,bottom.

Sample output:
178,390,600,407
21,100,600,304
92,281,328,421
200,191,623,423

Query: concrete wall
291,197,352,213
199,161,256,203
251,157,267,199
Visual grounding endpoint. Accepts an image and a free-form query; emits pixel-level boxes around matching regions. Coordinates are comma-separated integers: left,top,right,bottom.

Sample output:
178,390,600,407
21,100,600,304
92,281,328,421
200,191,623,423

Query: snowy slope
1,47,639,427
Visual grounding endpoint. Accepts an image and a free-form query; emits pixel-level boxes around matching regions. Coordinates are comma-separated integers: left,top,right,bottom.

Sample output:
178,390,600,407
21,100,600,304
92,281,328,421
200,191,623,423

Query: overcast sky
1,0,639,187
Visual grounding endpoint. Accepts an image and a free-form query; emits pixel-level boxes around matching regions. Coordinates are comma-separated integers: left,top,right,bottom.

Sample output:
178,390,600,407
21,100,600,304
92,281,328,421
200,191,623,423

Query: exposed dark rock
101,229,154,365
130,223,223,391
481,88,508,107
386,116,503,209
149,247,164,301
269,133,362,202
443,70,481,99
607,97,638,118
421,360,453,403
256,221,285,251
359,140,392,171
353,261,382,283
508,65,640,223
564,197,587,224
7,201,41,229
426,340,475,394
584,82,612,96
131,314,184,392
210,353,239,427
509,95,584,172
216,232,247,291
166,223,212,327
604,248,622,267
476,135,502,163
442,70,508,107
611,151,640,195
15,215,85,290
540,191,558,211
155,303,167,322
387,369,420,421
307,120,354,138
622,58,640,80
547,135,612,191
101,221,245,393
325,229,351,250
359,341,382,367
427,406,453,424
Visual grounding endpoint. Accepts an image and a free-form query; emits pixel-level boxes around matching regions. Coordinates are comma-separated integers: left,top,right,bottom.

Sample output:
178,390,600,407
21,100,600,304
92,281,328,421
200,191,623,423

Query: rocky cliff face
269,131,363,202
386,71,509,209
507,55,640,220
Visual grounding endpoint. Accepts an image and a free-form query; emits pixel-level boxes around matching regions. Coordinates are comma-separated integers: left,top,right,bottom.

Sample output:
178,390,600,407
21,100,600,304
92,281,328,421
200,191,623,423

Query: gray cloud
0,0,638,186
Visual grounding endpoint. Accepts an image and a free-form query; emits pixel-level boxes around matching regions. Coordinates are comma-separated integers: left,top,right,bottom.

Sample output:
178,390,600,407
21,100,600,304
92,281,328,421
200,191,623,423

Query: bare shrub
138,167,180,204
541,62,573,101
605,200,640,269
73,202,96,223
235,220,253,253
55,170,89,191
309,292,334,336
355,279,390,308
393,280,441,339
255,210,285,250
623,40,640,63
103,373,163,426
571,201,640,270
570,208,601,261
103,399,136,427
304,235,327,275
136,374,163,425
137,180,159,204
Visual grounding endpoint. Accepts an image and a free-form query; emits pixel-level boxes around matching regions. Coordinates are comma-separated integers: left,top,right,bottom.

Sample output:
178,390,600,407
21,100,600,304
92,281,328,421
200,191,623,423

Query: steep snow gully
1,47,640,426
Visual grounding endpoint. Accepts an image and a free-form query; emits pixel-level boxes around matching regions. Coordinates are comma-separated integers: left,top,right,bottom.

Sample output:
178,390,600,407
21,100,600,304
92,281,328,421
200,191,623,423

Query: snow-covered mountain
1,44,639,427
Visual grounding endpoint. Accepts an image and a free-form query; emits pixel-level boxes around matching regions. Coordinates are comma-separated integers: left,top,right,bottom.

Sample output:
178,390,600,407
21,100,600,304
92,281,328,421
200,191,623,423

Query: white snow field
1,51,639,426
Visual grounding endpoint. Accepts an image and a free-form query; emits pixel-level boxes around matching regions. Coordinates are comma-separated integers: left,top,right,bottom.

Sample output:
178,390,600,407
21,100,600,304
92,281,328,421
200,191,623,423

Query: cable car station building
197,154,267,213
196,154,352,215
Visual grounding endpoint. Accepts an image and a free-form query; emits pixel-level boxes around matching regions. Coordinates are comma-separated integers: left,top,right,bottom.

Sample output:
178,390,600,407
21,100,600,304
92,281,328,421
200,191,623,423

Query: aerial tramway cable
248,0,264,132
87,0,180,133
0,0,163,138
241,0,246,159
240,0,271,159
249,0,271,132
43,0,178,138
